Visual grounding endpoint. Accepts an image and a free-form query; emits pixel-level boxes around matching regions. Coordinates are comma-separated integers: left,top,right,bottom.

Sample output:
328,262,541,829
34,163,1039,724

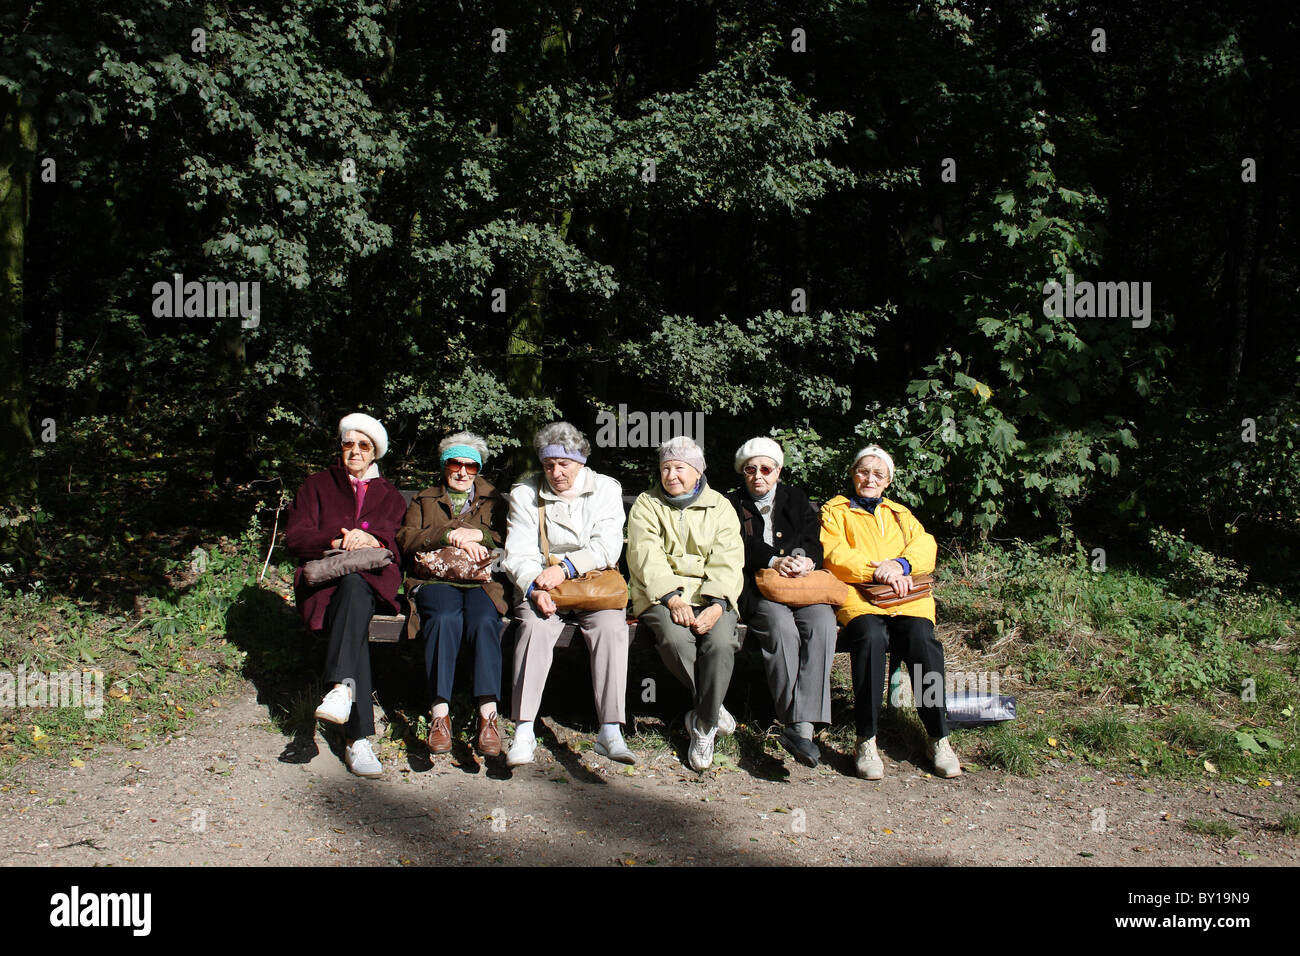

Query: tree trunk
0,91,37,499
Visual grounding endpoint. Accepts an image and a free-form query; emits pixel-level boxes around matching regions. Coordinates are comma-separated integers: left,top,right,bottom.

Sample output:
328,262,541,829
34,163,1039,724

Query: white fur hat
852,444,894,479
734,437,784,473
339,412,389,459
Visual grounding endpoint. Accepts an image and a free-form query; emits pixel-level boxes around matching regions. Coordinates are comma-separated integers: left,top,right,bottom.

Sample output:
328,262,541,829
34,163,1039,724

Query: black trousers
321,573,378,739
843,613,948,740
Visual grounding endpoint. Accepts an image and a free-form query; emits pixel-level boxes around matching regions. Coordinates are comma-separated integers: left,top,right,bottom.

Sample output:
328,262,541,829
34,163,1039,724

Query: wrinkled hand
531,588,558,617
667,595,695,628
458,540,490,562
446,527,483,551
871,560,912,597
776,555,814,577
691,603,723,636
338,527,380,550
533,564,568,591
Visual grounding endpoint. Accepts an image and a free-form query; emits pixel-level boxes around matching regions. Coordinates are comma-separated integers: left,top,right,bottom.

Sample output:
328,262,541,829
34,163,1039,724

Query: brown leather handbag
755,568,849,607
857,573,936,608
413,546,495,583
537,501,628,611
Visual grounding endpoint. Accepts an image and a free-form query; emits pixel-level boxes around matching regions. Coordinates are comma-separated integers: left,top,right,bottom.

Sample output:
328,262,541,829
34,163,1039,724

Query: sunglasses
445,458,480,475
743,464,776,477
341,439,374,453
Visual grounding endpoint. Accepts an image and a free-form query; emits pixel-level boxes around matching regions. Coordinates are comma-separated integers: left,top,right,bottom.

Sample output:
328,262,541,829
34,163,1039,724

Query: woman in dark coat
396,432,508,759
284,413,407,778
725,437,838,768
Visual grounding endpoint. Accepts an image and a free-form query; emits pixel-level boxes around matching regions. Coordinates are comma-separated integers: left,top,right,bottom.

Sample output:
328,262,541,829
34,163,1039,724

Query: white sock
431,701,449,719
514,720,535,742
597,723,622,744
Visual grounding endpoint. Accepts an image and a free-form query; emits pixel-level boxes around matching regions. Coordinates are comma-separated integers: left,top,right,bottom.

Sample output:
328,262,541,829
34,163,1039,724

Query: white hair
533,421,591,457
438,431,490,461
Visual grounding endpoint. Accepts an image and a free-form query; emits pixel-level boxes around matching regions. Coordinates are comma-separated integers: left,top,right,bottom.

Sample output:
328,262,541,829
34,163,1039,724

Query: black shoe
779,727,820,767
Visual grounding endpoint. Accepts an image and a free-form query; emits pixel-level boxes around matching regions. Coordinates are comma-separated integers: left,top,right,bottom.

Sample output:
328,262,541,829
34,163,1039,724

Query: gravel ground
1,682,1296,867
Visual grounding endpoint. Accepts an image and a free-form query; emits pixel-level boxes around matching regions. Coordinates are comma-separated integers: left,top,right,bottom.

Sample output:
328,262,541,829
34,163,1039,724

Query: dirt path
2,682,1296,867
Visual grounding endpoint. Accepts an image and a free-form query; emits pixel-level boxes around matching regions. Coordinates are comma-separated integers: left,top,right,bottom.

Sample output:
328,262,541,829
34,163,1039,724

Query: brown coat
396,475,508,640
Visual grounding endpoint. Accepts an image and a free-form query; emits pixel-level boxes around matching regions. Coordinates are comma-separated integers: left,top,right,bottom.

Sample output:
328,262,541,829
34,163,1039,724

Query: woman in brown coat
284,413,407,779
396,432,508,758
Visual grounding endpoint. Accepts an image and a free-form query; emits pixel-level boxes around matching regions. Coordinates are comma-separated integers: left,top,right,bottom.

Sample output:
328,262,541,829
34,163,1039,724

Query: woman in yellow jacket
820,445,961,780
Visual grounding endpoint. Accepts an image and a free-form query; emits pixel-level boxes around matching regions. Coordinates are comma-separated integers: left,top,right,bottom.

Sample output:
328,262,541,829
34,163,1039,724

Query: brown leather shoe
477,712,502,756
426,714,452,754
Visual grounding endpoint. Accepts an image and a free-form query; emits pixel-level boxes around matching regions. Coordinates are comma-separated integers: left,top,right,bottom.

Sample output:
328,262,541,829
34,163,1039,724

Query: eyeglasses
854,469,889,481
445,459,480,475
341,440,374,453
743,464,776,477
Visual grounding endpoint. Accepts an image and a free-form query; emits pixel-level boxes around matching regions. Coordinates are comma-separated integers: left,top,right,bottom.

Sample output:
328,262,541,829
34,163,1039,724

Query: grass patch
1183,818,1238,838
979,723,1040,775
1278,813,1300,837
1069,713,1135,755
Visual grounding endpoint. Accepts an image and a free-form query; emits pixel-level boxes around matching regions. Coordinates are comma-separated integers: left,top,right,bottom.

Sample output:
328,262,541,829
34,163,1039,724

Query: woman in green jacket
628,437,743,772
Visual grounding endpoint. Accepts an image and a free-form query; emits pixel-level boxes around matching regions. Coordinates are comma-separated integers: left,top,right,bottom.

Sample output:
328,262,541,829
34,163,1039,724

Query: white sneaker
716,705,736,736
594,729,637,765
685,710,717,772
345,738,382,778
855,736,884,780
927,736,962,778
506,732,537,767
315,684,353,725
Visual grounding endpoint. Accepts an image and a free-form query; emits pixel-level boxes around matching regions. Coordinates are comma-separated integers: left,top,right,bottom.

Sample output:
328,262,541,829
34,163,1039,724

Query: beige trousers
511,600,629,724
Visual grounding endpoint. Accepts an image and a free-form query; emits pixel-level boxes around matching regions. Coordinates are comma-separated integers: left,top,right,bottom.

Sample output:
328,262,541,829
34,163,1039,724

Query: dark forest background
3,0,1297,587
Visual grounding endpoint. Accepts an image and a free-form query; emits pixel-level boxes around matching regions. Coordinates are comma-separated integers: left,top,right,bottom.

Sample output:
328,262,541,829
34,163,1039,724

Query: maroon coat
284,460,407,631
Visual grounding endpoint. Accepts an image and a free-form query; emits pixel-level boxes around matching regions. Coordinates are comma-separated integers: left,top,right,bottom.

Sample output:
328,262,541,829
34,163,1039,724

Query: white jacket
501,466,625,593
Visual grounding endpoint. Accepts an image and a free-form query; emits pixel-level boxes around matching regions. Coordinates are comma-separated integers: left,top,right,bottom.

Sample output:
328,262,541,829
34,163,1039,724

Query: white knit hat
339,412,389,459
734,437,784,473
851,444,894,479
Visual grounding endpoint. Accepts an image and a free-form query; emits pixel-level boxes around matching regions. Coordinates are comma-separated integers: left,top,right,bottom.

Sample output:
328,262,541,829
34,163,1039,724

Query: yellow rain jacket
819,496,938,625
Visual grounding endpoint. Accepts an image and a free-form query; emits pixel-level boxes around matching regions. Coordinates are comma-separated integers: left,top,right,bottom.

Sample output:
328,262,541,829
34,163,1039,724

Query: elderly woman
725,438,838,767
284,413,408,778
628,436,743,772
396,433,507,758
500,422,633,766
820,444,961,779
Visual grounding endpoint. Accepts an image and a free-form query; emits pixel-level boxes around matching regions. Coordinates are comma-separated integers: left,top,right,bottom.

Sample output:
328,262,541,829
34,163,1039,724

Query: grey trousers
511,600,629,724
640,603,740,727
742,597,837,725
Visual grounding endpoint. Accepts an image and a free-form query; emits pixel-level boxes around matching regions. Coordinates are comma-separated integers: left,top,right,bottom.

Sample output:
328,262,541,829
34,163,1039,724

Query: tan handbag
537,501,628,612
755,568,849,607
857,573,936,608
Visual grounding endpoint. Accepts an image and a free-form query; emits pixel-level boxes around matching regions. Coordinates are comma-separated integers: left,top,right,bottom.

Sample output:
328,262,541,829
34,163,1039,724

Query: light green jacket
627,483,744,617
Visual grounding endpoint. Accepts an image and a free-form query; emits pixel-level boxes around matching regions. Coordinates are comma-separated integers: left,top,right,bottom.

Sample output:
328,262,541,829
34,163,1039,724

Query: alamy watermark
151,273,261,329
900,665,1001,708
0,666,104,718
594,404,704,449
1042,273,1150,328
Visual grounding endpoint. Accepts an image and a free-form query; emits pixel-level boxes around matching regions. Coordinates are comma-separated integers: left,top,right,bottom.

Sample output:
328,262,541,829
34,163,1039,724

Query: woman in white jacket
500,422,634,766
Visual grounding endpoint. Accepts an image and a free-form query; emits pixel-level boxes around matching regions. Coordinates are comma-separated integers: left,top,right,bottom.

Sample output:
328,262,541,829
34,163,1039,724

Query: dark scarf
850,495,883,514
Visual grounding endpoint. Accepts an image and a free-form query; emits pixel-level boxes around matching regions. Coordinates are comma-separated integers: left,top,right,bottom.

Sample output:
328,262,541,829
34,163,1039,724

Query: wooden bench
369,490,748,648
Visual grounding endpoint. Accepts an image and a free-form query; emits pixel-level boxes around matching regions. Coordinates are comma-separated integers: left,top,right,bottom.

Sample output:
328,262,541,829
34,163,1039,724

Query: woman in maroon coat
284,413,407,778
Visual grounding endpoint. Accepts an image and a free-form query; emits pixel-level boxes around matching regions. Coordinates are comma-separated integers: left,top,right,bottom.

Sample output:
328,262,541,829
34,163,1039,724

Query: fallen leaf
69,758,85,768
1203,760,1218,774
1048,738,1058,748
